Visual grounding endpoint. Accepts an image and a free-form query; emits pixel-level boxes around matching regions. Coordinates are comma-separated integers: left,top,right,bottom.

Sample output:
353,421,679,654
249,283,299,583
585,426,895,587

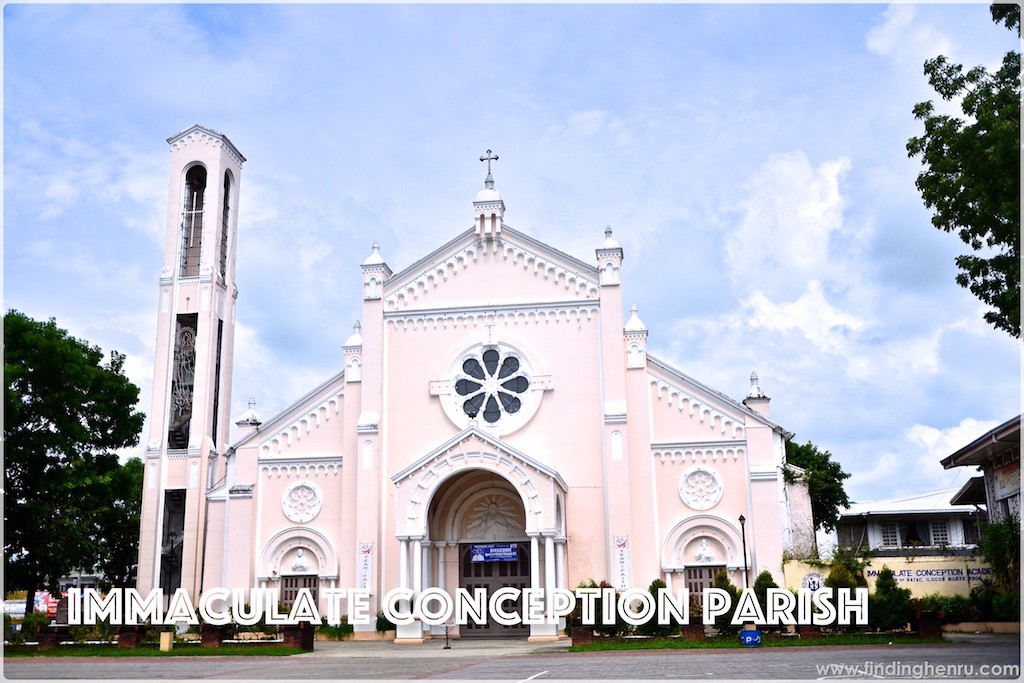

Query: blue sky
4,3,1019,503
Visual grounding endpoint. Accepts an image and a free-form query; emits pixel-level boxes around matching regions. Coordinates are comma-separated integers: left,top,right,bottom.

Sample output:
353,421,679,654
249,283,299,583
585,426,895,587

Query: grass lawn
3,643,305,657
568,633,947,652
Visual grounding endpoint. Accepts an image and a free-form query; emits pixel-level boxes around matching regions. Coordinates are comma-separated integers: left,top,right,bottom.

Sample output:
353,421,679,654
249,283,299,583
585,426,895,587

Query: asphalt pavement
3,633,1019,680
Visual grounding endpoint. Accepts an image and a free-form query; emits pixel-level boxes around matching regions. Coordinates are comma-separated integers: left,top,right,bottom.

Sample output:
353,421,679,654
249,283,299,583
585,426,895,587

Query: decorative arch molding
392,427,566,538
256,526,339,581
383,238,599,310
259,390,343,457
649,378,745,439
661,514,747,572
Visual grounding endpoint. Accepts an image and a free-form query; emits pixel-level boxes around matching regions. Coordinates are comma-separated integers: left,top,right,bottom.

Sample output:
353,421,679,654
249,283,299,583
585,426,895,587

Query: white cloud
743,280,866,355
848,417,1000,500
866,4,951,65
726,151,853,296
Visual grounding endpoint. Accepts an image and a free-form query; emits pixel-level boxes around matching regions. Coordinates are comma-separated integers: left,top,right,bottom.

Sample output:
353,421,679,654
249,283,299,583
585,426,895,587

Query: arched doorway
429,470,530,637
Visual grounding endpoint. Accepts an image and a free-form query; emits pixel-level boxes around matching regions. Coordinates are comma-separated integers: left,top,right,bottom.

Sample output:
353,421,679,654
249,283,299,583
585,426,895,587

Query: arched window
347,356,362,382
219,171,231,278
364,276,380,299
627,342,643,368
602,260,619,285
180,165,207,277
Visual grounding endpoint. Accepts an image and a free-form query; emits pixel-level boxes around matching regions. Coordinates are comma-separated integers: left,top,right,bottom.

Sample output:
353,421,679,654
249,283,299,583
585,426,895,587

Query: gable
228,370,346,459
646,355,787,443
383,227,599,311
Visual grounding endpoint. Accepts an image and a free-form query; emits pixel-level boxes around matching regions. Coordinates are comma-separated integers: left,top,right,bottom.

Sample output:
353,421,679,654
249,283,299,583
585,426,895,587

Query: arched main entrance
390,428,568,641
429,470,530,637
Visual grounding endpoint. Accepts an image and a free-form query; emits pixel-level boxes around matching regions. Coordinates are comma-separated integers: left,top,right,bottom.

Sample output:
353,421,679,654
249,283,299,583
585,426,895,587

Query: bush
992,593,1020,622
20,611,51,641
825,563,862,591
917,593,973,624
637,578,678,637
869,567,913,631
376,611,396,632
753,570,779,627
712,570,741,634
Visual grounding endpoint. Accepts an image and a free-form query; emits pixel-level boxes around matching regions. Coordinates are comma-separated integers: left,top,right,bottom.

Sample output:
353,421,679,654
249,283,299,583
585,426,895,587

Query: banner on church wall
614,536,631,590
470,543,517,562
358,542,373,590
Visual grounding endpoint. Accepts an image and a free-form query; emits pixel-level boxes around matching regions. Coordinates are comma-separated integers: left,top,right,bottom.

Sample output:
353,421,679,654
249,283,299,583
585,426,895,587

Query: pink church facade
137,126,814,641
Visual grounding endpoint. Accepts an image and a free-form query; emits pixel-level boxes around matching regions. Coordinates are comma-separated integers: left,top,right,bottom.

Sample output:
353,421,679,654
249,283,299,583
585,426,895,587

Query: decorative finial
372,241,379,253
354,320,361,334
605,225,613,238
480,149,499,189
747,371,767,399
248,396,256,410
630,304,638,314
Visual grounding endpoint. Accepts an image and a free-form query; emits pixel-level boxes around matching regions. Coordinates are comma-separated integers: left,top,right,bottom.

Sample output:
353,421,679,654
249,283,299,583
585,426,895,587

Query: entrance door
280,575,318,608
459,542,530,637
684,566,723,611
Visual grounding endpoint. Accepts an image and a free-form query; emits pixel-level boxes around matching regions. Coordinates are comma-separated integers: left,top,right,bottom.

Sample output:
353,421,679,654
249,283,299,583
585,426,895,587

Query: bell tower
136,125,245,598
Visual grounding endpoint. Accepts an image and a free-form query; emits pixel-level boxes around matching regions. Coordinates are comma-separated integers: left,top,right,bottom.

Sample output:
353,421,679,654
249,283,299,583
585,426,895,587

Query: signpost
442,616,455,649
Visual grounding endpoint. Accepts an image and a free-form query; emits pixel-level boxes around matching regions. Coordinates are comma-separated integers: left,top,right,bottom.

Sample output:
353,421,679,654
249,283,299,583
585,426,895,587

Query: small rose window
454,348,530,424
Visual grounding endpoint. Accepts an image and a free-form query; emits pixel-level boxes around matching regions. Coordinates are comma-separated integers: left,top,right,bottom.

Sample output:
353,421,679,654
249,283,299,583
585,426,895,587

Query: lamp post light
738,514,749,589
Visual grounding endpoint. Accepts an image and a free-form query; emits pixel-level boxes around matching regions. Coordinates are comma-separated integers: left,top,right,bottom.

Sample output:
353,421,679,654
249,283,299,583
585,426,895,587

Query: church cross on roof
480,149,499,189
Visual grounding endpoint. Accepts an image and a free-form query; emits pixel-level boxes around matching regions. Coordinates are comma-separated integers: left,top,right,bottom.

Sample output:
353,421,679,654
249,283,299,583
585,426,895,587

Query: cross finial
480,149,499,189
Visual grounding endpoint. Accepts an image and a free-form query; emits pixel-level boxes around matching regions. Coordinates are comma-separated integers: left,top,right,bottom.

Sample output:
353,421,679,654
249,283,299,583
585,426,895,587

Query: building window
180,166,207,277
159,490,186,594
879,522,899,547
168,314,198,449
837,521,868,550
454,348,530,424
219,172,231,278
930,520,949,546
962,517,983,545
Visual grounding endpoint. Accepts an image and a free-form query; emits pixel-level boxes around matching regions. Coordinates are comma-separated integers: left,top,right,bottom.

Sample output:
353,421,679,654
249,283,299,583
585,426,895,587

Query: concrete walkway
311,636,572,658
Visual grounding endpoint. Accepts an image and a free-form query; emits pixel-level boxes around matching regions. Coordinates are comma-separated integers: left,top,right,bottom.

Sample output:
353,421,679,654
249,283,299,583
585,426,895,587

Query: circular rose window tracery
455,348,531,424
282,480,322,523
679,466,723,510
440,342,543,436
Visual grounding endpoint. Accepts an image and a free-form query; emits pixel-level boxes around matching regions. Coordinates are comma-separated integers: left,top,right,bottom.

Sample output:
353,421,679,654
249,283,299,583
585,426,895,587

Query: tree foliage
785,440,851,533
978,514,1020,595
869,566,914,631
906,4,1020,337
4,311,145,613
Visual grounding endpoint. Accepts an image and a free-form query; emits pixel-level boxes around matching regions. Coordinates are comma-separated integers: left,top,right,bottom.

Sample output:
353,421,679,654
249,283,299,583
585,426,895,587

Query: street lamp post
738,514,749,589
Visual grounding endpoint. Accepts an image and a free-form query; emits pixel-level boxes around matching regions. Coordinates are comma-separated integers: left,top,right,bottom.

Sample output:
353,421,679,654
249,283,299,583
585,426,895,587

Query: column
435,542,447,594
554,538,566,589
398,538,409,589
412,538,423,594
530,534,540,591
544,534,556,618
554,537,566,631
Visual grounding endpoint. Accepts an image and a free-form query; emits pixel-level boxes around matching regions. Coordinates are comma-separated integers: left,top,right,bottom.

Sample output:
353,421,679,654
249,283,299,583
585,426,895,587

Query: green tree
92,457,145,589
4,311,144,615
869,566,914,631
906,4,1020,337
752,570,779,626
784,440,851,533
978,514,1020,595
712,570,741,634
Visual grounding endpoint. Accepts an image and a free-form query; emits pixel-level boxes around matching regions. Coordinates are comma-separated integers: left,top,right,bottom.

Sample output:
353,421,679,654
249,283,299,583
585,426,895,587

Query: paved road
4,634,1019,680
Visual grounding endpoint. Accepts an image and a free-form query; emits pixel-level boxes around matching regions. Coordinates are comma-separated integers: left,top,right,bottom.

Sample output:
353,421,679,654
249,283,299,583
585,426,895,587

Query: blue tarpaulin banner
470,543,518,562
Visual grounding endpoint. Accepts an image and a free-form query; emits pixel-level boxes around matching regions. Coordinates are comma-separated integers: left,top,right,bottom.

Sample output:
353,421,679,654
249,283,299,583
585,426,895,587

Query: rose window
679,467,723,510
454,348,531,424
282,481,322,523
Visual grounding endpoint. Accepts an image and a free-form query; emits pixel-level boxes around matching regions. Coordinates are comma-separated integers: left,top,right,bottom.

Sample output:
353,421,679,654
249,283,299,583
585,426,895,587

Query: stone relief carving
463,494,523,540
694,537,715,563
291,548,310,572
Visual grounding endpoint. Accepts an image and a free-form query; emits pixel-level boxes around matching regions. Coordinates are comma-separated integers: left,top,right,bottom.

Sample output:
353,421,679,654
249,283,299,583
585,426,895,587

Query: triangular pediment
391,426,567,491
383,227,600,311
227,370,345,457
